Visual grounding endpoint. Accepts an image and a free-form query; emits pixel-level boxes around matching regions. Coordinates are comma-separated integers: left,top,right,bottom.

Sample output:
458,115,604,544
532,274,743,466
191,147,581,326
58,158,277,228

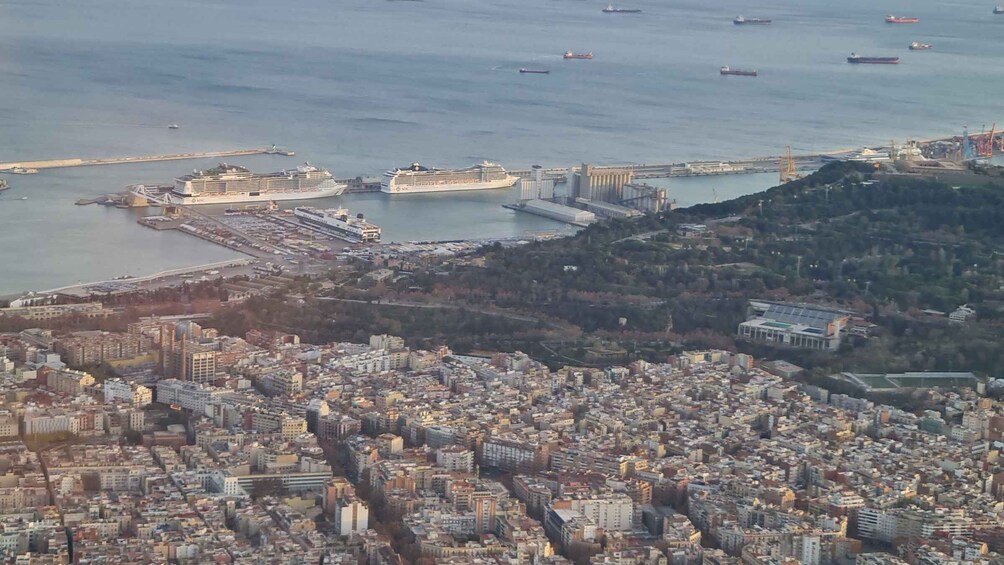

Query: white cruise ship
294,206,381,243
381,161,518,194
160,163,346,205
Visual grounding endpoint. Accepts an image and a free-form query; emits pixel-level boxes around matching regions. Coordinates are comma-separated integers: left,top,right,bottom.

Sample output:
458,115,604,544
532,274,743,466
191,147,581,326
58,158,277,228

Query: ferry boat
885,15,919,23
995,6,1004,14
909,42,932,50
519,68,550,74
150,162,346,205
847,53,900,64
294,206,381,243
602,5,642,13
7,166,39,174
564,51,593,59
720,66,757,76
734,16,771,25
381,162,519,194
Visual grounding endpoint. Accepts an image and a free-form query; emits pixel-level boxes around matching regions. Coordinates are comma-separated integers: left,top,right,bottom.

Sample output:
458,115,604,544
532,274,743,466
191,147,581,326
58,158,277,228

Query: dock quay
511,155,822,181
0,147,294,172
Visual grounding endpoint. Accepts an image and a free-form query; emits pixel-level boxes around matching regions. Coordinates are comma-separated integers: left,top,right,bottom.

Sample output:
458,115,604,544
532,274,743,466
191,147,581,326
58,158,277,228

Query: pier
0,147,294,172
510,154,825,181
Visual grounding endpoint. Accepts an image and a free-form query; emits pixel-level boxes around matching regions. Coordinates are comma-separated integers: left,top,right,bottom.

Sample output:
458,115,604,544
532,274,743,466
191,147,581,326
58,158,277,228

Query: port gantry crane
975,123,997,158
779,145,800,183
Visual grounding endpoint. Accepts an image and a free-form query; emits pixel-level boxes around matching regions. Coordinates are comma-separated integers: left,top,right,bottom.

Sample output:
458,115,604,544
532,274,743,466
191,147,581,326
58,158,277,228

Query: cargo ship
734,16,771,25
294,206,381,243
720,66,757,76
602,5,642,13
381,162,519,194
519,68,550,74
151,163,346,205
885,15,919,23
909,42,932,50
847,53,900,64
564,51,593,59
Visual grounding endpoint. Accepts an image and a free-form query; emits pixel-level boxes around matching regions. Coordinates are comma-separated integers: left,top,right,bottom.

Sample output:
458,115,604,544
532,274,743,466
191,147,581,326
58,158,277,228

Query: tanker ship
603,5,642,13
734,16,771,25
847,53,900,64
720,66,757,76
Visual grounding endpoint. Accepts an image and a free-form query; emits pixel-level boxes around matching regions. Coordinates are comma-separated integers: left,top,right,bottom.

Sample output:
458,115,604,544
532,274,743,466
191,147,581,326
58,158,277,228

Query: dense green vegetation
215,162,1004,376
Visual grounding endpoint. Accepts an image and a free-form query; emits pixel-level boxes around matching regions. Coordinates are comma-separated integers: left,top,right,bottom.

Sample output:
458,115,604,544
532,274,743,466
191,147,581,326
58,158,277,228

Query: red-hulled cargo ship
563,51,593,59
885,15,919,23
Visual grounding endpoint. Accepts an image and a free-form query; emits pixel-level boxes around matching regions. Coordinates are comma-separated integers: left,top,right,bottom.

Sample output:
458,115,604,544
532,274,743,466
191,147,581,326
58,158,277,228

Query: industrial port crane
779,146,800,183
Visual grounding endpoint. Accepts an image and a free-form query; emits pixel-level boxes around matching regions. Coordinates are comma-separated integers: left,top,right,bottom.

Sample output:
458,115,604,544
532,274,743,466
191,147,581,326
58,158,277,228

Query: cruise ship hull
165,184,346,205
381,177,518,194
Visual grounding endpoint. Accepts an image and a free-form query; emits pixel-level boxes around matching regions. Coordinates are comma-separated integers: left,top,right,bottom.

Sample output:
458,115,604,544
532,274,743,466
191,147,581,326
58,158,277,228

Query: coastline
0,259,254,301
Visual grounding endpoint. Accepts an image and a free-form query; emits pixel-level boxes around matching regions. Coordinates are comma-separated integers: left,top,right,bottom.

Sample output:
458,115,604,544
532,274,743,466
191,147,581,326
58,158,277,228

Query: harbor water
1,0,1003,294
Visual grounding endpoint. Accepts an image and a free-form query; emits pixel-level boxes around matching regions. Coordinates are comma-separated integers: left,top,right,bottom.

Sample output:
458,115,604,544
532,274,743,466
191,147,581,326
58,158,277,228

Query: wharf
0,147,294,172
511,155,822,181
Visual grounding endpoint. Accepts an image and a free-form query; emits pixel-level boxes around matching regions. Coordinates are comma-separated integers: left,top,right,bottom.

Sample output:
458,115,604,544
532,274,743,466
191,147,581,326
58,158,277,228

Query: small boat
8,166,39,174
19,196,28,201
720,66,757,77
602,5,641,13
224,208,240,215
0,181,9,193
564,51,593,59
885,14,919,23
519,68,550,74
995,5,1004,13
168,124,180,130
734,16,771,25
909,42,932,50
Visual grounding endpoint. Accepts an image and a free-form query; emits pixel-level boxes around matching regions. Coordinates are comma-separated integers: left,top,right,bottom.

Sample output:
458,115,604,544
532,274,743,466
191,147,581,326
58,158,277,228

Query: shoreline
0,259,254,301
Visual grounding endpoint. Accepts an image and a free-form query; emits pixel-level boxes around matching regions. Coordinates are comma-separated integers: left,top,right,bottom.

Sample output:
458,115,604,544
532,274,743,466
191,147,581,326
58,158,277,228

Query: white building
857,507,971,543
334,497,369,536
437,447,475,474
155,378,224,413
103,378,153,407
558,494,634,532
23,411,79,437
369,334,405,351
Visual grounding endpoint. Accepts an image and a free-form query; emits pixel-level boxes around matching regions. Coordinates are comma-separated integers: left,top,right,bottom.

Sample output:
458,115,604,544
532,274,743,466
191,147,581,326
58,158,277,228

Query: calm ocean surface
1,0,1002,293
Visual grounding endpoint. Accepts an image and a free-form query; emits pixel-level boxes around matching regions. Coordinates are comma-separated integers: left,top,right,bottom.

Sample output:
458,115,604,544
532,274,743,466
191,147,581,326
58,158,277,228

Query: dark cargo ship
734,16,771,25
720,66,757,76
847,53,900,64
603,5,642,13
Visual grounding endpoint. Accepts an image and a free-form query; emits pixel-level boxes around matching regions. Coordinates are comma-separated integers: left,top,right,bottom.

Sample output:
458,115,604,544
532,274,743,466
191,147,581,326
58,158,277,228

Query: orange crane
779,145,800,183
975,123,997,158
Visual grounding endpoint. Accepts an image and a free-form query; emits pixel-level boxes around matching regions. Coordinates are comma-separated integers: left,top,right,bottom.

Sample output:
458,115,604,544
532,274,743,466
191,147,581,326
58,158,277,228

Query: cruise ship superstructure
150,163,346,205
294,206,381,243
381,162,519,194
